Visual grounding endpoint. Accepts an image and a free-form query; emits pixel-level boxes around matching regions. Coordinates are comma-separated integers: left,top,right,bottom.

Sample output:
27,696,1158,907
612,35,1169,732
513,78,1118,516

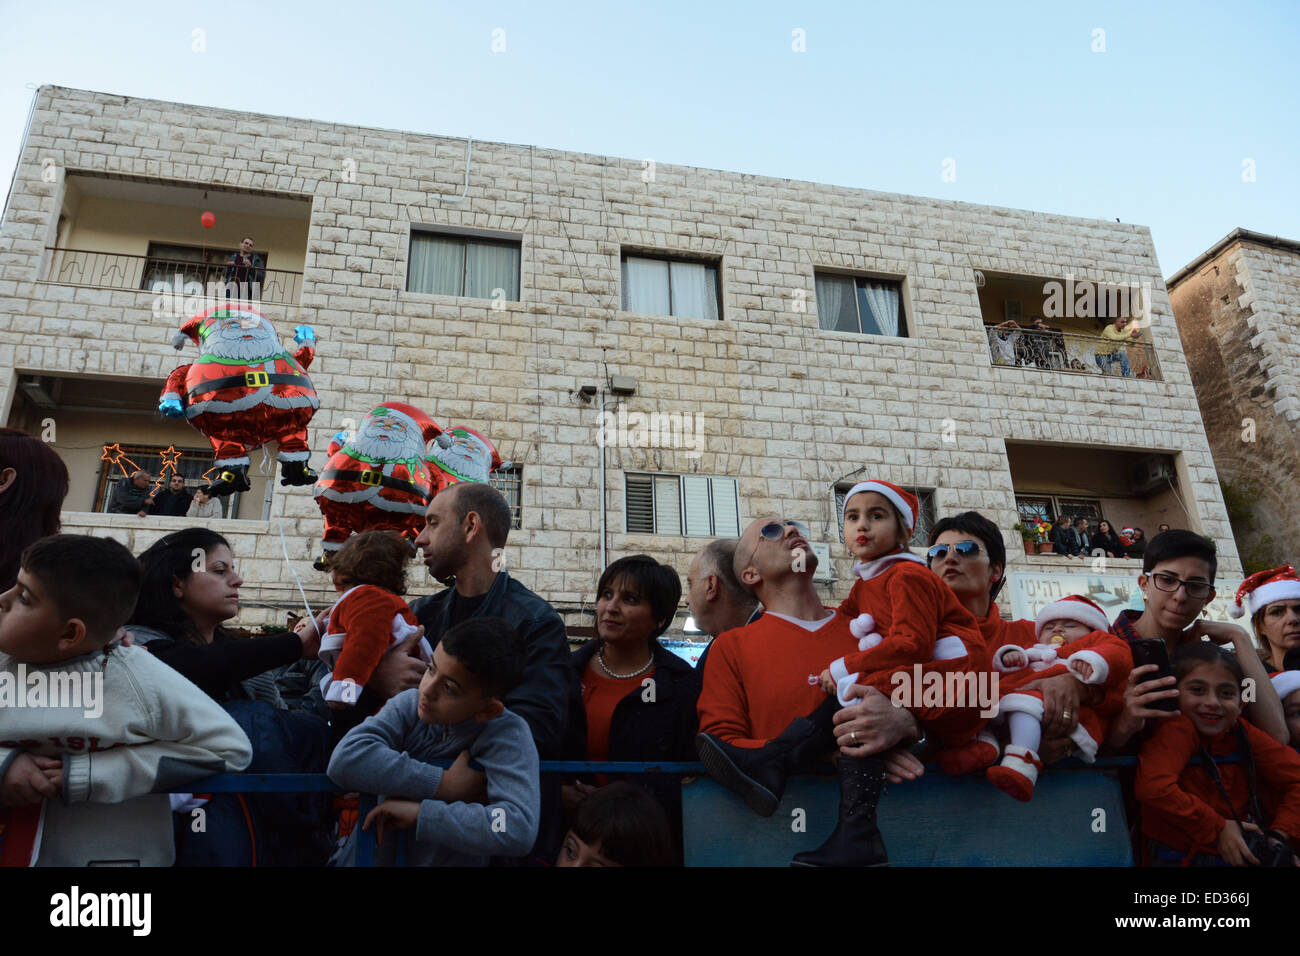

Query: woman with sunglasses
923,512,1097,767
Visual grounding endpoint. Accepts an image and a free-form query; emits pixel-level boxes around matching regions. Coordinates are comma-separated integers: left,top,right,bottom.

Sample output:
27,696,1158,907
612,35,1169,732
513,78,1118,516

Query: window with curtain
814,273,907,337
621,254,720,320
625,473,739,535
407,232,521,300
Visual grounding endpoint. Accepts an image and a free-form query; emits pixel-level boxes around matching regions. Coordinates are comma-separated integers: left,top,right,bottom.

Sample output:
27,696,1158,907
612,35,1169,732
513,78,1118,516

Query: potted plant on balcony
1013,522,1034,552
1033,518,1054,554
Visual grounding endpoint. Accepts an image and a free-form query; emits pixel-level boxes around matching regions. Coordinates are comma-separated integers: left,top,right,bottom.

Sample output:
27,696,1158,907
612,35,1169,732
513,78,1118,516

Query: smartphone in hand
1130,638,1178,712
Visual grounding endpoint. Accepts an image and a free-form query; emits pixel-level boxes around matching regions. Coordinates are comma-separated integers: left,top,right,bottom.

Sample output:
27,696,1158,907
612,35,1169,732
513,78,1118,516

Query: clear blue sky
1,0,1295,276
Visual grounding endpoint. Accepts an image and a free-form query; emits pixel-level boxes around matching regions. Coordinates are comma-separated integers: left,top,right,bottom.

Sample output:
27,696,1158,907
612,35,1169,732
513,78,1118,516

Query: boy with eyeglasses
1105,530,1288,753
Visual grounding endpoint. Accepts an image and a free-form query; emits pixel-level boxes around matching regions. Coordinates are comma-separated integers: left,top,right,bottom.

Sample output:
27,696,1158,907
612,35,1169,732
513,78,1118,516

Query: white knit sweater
0,643,252,865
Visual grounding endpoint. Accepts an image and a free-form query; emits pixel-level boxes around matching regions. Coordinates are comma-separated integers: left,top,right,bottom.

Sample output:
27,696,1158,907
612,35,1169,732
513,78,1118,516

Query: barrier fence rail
175,758,1154,867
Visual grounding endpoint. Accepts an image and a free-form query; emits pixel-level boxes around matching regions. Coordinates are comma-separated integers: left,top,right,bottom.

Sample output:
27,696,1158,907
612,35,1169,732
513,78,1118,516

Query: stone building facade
1168,229,1300,573
0,86,1242,630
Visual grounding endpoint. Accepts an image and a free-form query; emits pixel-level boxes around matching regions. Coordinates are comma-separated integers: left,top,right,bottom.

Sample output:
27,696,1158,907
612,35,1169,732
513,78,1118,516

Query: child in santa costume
159,305,319,496
945,594,1132,801
300,530,433,710
313,403,446,569
698,479,989,867
1136,642,1300,866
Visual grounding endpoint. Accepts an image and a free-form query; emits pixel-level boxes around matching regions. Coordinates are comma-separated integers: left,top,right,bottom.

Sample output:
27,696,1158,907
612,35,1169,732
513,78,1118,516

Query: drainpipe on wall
599,396,623,574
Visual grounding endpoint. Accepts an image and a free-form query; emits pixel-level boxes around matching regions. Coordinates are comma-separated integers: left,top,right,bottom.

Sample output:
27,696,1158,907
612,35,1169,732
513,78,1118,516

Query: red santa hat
371,402,443,444
841,479,918,534
1229,565,1300,619
1035,594,1112,638
1271,670,1300,703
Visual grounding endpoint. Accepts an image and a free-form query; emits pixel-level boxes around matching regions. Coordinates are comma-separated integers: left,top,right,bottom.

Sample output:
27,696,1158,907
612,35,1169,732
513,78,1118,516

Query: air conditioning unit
1132,456,1176,495
811,542,835,582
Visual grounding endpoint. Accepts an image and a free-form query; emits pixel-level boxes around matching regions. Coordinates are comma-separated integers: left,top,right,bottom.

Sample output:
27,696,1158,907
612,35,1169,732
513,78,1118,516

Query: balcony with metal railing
43,247,303,305
985,325,1161,381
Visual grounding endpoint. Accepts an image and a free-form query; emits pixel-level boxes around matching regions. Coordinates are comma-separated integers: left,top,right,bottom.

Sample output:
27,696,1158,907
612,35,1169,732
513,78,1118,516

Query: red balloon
200,211,216,229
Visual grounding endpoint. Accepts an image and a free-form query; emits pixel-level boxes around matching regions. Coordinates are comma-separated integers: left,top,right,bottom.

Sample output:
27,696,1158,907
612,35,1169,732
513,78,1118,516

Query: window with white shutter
624,473,739,536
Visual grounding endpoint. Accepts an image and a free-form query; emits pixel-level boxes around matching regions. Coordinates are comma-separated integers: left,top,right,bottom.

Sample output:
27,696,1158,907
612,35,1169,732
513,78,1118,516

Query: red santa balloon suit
313,403,444,561
160,305,319,491
425,425,502,492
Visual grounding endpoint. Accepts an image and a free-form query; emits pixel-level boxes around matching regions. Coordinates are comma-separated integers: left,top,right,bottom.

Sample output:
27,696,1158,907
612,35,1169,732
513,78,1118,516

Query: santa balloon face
353,409,423,462
428,428,494,484
203,311,282,362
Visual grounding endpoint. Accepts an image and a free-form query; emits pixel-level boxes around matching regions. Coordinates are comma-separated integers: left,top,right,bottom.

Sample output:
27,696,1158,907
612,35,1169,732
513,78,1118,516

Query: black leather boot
790,755,888,867
279,460,318,486
205,465,251,497
696,696,838,817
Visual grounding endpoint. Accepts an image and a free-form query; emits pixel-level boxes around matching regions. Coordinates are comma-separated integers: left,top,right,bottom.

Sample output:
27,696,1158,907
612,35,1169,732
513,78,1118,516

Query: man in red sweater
696,516,928,806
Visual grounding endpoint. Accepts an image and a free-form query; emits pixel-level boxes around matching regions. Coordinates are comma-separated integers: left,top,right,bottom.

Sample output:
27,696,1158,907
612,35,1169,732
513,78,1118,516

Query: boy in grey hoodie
327,616,539,865
0,534,252,865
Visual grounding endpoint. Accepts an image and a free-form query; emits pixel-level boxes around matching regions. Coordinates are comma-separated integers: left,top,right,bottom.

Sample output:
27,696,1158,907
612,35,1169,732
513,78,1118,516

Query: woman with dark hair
0,426,70,592
126,528,318,700
1092,520,1125,559
921,511,1096,768
126,527,333,865
561,555,695,858
1125,527,1147,560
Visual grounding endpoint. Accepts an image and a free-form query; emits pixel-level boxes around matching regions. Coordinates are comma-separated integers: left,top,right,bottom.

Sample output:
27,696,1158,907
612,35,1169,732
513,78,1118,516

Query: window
814,273,906,336
625,473,739,536
96,442,234,518
407,231,521,300
621,254,720,320
1015,495,1103,528
834,484,935,548
490,464,523,530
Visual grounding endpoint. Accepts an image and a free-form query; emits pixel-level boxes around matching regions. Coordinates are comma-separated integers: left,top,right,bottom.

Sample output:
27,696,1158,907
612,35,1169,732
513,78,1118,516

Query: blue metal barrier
173,759,1148,866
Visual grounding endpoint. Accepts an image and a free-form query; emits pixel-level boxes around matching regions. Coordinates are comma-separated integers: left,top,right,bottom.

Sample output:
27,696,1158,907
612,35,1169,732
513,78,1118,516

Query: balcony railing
985,325,1160,381
43,247,303,306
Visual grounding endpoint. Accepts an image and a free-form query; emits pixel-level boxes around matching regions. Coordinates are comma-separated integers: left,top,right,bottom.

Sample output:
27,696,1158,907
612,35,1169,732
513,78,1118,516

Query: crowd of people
987,313,1151,378
1045,514,1165,558
108,469,224,519
2,425,1299,868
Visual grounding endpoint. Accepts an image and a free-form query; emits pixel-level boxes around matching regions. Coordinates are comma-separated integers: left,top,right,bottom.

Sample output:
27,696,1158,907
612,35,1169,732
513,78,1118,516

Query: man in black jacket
109,470,156,516
409,481,570,760
150,473,194,517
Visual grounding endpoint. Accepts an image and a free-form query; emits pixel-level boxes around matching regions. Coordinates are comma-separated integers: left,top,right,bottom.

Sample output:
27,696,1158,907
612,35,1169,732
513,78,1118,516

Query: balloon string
278,517,315,625
259,445,272,476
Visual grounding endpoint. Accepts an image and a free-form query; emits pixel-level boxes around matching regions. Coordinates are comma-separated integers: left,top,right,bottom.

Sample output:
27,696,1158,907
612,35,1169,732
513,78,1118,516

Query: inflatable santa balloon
426,425,502,493
313,402,445,568
158,305,320,496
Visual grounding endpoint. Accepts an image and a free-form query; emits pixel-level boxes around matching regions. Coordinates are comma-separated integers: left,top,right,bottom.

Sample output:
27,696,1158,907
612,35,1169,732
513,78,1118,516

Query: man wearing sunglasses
696,516,924,781
1104,529,1288,753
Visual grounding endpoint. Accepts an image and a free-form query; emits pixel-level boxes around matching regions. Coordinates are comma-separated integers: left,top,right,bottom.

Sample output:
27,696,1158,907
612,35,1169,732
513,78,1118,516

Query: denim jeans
1095,351,1131,376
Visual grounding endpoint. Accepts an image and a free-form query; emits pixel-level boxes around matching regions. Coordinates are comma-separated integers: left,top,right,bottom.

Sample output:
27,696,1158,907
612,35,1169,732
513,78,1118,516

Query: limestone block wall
0,86,1242,626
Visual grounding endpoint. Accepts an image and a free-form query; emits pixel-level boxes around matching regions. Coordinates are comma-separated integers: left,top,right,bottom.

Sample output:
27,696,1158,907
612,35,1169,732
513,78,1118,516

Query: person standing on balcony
150,473,193,517
109,470,156,517
987,319,1022,366
1050,514,1079,556
1074,517,1092,556
224,236,265,300
1096,315,1140,376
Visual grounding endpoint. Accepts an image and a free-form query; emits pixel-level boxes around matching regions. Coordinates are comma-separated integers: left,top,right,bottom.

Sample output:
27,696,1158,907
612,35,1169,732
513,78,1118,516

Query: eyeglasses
1146,571,1214,601
926,541,982,563
743,520,810,571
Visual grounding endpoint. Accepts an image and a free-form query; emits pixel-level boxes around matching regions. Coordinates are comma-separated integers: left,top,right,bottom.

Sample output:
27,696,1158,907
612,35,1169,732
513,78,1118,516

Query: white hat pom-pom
1229,602,1244,619
849,612,876,640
